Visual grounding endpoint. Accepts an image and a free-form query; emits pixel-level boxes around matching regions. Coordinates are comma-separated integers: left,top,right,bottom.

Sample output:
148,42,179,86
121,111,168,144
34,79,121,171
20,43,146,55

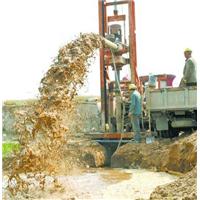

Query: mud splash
6,33,104,197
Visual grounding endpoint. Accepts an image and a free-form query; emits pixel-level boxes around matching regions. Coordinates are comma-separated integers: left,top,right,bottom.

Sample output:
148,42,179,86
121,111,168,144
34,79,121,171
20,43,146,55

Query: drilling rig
96,0,197,142
98,0,141,136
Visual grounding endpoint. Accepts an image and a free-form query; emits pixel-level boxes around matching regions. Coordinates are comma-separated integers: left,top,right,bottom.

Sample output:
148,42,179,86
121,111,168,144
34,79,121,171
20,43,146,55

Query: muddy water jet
6,33,105,197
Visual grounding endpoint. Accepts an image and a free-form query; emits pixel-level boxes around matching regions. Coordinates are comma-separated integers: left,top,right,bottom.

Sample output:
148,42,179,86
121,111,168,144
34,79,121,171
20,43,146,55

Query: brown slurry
7,33,104,196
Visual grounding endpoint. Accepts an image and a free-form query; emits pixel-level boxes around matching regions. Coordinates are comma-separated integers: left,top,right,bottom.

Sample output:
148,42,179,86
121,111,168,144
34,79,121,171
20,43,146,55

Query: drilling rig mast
98,0,140,133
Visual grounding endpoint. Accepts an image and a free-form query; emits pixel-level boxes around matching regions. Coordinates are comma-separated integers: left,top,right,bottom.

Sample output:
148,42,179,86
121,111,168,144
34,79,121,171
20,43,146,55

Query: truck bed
146,87,197,111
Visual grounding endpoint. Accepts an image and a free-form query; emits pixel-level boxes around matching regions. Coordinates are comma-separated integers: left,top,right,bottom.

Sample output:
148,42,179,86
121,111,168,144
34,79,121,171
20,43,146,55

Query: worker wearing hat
180,48,197,86
128,83,142,143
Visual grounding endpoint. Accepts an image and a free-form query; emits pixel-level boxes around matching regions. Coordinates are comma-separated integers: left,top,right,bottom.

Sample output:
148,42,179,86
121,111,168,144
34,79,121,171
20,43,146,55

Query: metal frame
98,0,139,132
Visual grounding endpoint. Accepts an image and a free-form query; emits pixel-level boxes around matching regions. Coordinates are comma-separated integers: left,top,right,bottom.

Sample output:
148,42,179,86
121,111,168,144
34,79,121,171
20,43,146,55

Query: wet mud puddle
13,168,177,200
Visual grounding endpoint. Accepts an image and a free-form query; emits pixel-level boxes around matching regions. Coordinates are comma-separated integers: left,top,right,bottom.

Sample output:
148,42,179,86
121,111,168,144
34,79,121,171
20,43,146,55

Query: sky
0,0,199,100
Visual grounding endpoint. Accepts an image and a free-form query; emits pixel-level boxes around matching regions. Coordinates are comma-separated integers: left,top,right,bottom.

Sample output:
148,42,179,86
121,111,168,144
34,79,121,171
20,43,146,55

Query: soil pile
62,138,107,168
5,33,104,197
150,166,197,199
111,132,197,199
111,132,196,173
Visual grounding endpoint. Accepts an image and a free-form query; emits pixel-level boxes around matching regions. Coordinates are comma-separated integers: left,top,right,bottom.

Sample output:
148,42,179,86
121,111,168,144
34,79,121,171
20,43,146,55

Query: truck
146,86,197,138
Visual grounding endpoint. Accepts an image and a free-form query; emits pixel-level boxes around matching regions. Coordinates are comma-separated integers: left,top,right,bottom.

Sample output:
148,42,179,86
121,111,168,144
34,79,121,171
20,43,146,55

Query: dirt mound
62,138,107,169
111,133,197,199
150,166,197,199
111,132,196,173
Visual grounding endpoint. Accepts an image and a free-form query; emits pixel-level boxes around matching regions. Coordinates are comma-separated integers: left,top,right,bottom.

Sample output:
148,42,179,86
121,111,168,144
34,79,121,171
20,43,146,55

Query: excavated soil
111,132,196,173
111,132,197,199
150,166,197,200
62,138,107,169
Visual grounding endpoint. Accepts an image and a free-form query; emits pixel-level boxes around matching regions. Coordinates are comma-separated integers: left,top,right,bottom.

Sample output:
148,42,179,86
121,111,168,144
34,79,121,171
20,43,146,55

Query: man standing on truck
128,84,142,143
180,48,197,86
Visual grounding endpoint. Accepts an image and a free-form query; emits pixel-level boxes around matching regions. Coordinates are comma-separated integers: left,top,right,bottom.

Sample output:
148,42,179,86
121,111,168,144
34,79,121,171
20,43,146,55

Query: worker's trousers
130,114,141,142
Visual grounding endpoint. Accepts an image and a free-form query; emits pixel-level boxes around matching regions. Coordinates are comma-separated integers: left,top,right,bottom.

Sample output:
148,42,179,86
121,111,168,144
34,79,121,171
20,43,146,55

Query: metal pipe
114,0,118,14
103,38,119,50
99,0,107,130
103,38,123,51
101,0,109,127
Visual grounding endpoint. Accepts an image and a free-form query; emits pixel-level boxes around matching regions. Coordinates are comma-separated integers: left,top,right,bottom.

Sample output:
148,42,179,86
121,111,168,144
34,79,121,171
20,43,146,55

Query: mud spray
6,33,104,198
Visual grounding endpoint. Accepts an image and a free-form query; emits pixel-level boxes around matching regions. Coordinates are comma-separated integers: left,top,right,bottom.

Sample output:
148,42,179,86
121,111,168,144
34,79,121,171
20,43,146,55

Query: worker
180,48,197,86
128,84,142,143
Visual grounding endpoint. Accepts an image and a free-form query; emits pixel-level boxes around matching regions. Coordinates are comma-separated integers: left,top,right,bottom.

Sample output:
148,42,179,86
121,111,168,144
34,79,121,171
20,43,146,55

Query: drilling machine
94,1,197,144
98,0,141,138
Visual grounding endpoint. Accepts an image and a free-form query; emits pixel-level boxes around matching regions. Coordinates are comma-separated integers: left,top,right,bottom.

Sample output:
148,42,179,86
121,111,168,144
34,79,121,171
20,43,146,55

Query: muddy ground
52,132,197,199
3,132,197,199
62,132,197,199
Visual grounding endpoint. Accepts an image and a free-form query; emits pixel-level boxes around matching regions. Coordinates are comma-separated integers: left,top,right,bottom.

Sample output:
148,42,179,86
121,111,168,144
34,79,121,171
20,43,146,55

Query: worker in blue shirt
128,83,142,143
